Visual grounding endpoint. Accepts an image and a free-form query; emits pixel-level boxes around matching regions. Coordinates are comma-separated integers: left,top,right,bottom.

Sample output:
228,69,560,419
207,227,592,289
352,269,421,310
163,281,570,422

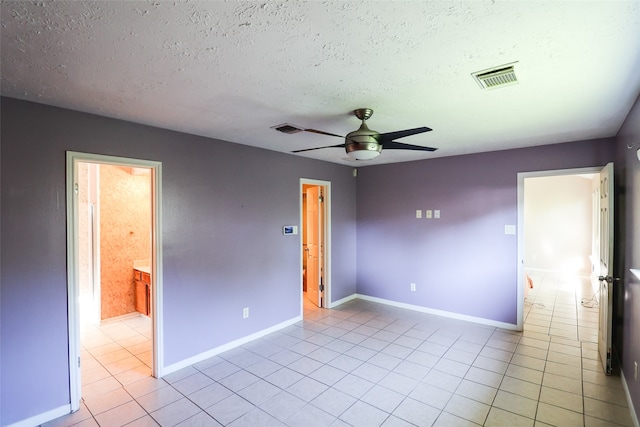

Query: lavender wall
616,92,640,419
0,97,356,425
356,139,615,325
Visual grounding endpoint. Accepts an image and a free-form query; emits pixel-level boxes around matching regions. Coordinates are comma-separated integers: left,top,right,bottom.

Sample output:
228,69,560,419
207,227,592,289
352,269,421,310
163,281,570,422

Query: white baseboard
354,294,519,331
5,404,71,427
328,293,357,308
161,315,302,376
620,367,640,427
163,291,521,377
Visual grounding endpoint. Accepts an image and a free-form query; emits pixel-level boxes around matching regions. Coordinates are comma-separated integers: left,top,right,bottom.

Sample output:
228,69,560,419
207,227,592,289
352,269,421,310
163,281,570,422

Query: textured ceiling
2,1,640,166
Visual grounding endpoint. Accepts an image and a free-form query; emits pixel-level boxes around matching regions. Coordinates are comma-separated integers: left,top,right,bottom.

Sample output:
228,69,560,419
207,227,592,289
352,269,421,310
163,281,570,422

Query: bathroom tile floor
43,274,635,426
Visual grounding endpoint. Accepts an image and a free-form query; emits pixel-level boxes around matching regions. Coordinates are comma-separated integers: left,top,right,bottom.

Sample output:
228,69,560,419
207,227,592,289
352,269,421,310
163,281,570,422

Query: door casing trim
300,179,331,312
517,166,602,331
66,151,164,411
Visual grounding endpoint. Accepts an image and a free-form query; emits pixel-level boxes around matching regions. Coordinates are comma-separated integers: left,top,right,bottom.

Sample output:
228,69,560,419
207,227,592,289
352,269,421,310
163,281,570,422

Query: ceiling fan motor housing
345,122,383,160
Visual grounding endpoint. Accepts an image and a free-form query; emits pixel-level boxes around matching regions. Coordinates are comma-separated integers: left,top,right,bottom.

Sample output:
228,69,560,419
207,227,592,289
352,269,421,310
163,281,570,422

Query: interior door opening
67,152,163,412
301,180,330,313
78,161,153,373
518,164,614,374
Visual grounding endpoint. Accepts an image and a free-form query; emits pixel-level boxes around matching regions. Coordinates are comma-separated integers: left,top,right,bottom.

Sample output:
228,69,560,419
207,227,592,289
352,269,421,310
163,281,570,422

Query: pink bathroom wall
100,165,151,320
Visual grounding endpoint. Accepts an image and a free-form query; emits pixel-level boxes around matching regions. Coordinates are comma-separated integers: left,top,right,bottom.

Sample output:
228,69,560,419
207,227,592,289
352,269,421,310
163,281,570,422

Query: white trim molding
162,316,301,376
353,294,519,331
329,293,358,308
5,405,71,427
299,178,332,311
65,151,164,414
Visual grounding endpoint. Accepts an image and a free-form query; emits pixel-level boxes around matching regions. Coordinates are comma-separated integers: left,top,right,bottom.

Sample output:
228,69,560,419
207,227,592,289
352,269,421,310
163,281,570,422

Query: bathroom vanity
134,266,151,316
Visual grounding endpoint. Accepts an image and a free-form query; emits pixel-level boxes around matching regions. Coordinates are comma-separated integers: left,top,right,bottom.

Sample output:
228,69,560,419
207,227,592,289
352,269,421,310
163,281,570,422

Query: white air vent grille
472,63,518,90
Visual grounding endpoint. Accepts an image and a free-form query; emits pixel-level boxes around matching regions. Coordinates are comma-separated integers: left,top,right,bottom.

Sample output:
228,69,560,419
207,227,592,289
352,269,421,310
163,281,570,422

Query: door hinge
599,276,621,284
319,284,325,292
319,195,324,203
74,183,79,195
78,357,81,368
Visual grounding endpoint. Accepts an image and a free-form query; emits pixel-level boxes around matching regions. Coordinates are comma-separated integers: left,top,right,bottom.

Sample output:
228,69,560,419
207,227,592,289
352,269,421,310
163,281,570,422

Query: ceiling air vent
472,62,518,90
272,123,304,134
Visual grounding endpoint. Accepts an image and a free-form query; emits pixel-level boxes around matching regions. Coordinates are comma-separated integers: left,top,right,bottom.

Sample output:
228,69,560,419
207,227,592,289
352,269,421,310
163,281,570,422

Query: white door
305,186,322,307
598,162,615,375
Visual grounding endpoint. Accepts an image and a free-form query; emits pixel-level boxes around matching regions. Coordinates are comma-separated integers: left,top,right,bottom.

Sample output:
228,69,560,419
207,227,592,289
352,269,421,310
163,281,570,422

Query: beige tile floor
42,273,635,426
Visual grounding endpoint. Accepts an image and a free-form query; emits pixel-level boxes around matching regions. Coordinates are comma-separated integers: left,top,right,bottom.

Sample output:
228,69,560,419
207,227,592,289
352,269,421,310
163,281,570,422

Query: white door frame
516,166,602,331
300,179,331,312
66,151,164,411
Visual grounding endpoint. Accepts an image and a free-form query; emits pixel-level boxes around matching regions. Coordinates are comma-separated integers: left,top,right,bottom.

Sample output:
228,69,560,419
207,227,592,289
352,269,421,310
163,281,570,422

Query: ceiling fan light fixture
347,150,380,160
346,142,382,160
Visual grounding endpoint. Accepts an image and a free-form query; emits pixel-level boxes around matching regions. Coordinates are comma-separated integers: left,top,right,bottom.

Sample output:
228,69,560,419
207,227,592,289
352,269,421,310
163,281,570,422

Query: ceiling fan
291,108,437,160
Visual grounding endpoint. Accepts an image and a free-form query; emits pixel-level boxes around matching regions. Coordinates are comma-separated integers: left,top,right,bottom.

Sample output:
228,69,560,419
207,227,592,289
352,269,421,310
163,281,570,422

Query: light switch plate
426,210,433,219
505,225,516,235
434,210,440,219
416,210,422,219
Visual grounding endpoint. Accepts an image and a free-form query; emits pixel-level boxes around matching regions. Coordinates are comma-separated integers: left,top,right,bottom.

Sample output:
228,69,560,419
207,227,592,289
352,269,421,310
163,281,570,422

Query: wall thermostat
283,226,298,235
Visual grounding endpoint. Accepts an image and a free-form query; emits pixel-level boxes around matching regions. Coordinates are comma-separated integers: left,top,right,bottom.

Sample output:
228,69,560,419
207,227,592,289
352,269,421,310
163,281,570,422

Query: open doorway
78,163,152,324
301,179,330,315
66,152,163,411
517,164,615,373
521,171,598,338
